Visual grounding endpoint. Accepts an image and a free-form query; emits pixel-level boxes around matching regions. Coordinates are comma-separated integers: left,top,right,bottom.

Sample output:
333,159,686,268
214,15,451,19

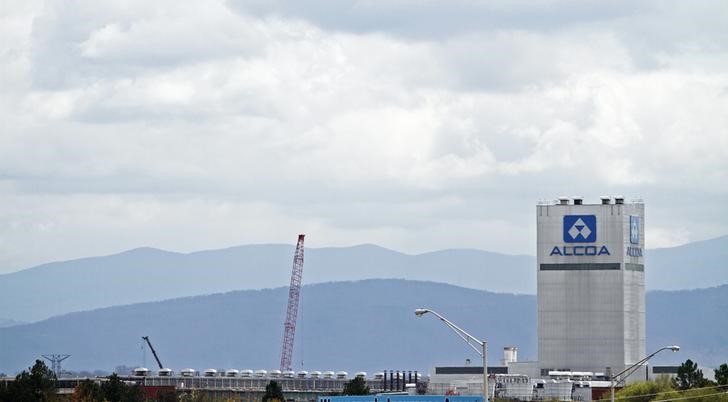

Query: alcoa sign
627,215,643,257
549,215,611,256
549,245,611,256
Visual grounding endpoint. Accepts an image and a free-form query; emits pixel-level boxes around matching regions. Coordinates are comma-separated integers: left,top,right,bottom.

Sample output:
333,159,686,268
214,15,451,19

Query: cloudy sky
1,0,727,273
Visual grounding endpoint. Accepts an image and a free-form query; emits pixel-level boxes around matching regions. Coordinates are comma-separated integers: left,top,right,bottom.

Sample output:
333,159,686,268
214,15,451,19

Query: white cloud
0,0,727,272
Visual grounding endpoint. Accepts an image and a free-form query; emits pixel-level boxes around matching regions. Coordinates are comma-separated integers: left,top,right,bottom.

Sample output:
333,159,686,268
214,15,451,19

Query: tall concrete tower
537,196,645,376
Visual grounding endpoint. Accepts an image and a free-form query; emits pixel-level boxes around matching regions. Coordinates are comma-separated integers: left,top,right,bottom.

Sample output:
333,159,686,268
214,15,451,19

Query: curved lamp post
610,345,680,402
415,308,489,402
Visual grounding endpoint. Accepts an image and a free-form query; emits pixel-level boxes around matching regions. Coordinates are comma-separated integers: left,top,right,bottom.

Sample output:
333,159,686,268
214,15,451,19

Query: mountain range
0,279,725,376
1,236,727,323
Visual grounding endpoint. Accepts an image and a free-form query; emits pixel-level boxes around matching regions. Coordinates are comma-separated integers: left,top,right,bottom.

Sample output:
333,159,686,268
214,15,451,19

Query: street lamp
610,345,680,402
414,308,489,402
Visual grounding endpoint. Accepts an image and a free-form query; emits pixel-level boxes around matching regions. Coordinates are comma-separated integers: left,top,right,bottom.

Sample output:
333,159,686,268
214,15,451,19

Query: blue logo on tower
563,215,597,243
551,214,610,256
627,215,643,257
630,216,640,245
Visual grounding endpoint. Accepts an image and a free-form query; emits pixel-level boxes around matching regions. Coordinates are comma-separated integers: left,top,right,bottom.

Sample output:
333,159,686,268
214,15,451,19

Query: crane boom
142,336,164,369
279,234,305,371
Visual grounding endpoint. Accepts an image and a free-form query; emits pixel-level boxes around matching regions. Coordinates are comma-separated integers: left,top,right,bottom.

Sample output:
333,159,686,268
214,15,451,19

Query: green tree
672,359,707,390
99,374,143,402
1,360,57,402
156,390,178,402
121,384,144,402
72,379,102,402
342,376,370,396
101,374,126,402
715,363,728,386
262,380,285,402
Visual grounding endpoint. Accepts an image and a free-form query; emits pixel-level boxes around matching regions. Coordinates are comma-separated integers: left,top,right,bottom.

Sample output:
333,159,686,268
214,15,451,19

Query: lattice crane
279,234,305,371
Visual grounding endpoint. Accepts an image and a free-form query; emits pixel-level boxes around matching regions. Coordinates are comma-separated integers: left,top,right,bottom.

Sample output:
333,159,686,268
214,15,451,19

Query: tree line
614,359,728,402
0,360,145,402
12,358,725,402
0,360,372,402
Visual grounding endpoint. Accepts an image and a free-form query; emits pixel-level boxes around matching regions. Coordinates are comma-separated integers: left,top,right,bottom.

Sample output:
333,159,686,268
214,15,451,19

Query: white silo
502,346,518,366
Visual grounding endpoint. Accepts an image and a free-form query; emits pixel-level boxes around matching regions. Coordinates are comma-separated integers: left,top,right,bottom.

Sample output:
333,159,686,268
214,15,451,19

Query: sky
1,0,727,274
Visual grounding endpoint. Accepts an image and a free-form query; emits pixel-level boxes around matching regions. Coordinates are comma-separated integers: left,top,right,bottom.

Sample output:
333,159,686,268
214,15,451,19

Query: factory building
537,196,645,378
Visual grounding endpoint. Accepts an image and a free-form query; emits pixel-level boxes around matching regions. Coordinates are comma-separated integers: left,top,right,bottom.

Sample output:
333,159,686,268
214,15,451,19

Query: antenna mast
279,234,305,371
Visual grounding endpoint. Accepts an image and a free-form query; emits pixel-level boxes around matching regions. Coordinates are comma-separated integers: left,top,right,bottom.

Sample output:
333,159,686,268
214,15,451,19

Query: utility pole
42,354,70,378
415,309,489,402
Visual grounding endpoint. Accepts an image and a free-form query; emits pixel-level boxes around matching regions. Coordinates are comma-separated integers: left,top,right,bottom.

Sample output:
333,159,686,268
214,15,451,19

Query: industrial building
537,196,645,378
0,370,422,402
318,395,482,402
424,196,655,400
4,197,670,401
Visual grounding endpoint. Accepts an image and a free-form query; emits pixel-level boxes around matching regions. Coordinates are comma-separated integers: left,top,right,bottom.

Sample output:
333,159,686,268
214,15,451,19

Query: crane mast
279,234,305,371
142,336,164,369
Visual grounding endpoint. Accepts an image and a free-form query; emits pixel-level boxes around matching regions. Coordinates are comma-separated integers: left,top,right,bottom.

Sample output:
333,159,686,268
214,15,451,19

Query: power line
653,391,728,401
594,384,728,402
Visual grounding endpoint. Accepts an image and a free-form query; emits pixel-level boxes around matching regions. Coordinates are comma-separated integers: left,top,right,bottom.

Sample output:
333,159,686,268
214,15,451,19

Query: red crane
279,234,305,371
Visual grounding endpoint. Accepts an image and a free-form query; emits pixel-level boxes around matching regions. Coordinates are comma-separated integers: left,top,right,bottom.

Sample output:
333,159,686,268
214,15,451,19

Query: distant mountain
646,235,728,291
1,236,726,323
0,318,25,328
0,280,724,376
647,285,728,366
0,245,534,323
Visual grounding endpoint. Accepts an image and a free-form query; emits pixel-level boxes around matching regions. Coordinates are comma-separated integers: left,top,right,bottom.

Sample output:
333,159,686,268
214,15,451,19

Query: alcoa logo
630,216,640,245
627,215,643,256
563,215,597,243
550,215,610,256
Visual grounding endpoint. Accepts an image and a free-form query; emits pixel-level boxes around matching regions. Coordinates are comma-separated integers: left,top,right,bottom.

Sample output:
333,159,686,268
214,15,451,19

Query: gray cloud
227,0,645,38
0,0,727,273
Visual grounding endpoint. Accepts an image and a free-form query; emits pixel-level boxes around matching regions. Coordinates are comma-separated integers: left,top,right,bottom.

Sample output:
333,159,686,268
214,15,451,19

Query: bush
614,378,673,402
